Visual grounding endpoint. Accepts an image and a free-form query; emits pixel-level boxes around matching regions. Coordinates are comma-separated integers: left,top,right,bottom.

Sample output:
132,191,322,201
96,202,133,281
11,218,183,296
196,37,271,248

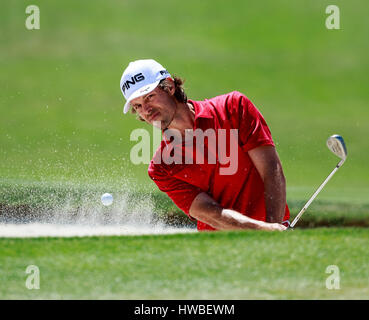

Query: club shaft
290,159,345,228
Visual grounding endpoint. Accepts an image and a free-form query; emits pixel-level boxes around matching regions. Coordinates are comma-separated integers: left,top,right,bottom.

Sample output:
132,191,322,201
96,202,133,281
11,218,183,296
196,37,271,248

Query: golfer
120,59,289,231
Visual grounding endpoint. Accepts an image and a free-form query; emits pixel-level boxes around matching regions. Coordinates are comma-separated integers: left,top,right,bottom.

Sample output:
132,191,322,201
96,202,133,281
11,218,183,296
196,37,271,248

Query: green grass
1,228,369,299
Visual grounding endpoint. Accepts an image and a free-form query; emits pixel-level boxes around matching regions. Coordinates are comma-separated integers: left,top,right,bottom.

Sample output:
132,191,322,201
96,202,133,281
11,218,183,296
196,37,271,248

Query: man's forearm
214,209,276,230
264,169,286,223
247,146,287,223
189,192,285,231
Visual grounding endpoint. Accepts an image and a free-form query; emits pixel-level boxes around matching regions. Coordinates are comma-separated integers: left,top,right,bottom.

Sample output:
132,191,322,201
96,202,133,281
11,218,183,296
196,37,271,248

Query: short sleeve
229,91,274,152
148,164,203,219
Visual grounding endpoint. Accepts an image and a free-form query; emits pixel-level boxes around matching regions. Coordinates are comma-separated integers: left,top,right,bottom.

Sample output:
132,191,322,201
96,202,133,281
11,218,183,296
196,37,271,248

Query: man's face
130,85,176,129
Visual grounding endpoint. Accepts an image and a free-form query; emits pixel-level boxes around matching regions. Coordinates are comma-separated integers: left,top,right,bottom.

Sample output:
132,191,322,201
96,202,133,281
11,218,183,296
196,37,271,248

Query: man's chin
152,120,164,129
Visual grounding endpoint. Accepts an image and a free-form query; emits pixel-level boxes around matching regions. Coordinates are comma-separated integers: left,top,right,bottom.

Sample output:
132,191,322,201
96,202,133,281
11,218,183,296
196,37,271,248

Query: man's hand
189,192,287,231
262,222,287,231
248,146,287,223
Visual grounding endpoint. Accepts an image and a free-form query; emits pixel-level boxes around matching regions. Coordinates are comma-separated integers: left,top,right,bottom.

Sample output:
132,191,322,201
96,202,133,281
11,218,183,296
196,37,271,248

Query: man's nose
142,102,152,114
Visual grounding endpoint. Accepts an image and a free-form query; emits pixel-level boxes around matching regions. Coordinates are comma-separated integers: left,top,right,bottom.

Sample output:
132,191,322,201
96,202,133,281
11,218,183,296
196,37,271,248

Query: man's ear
167,77,175,96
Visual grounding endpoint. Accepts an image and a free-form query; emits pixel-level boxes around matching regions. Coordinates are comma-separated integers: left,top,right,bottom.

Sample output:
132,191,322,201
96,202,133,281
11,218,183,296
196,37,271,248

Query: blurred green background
1,0,368,207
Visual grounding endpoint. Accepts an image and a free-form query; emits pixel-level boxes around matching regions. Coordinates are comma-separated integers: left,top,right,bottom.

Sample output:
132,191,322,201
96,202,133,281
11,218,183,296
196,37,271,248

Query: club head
326,134,347,161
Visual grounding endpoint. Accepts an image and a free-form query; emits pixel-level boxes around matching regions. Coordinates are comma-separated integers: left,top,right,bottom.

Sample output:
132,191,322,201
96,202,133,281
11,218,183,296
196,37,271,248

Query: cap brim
123,80,160,114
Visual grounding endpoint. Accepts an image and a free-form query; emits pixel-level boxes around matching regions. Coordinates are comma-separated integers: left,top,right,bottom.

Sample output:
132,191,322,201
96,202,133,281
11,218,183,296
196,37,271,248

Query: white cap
120,59,171,114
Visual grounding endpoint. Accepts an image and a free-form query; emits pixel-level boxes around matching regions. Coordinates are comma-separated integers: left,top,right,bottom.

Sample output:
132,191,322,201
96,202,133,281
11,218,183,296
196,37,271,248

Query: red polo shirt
148,91,290,231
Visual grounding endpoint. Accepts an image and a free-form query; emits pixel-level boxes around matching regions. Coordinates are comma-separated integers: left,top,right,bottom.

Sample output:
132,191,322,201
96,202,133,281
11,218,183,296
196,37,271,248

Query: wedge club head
327,134,347,161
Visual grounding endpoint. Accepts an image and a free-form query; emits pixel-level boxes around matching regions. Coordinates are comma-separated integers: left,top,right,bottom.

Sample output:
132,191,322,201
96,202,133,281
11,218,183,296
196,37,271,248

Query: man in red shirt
120,59,289,231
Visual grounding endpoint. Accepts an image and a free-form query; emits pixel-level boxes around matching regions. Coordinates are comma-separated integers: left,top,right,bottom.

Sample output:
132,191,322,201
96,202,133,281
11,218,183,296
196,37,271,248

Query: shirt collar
188,99,214,120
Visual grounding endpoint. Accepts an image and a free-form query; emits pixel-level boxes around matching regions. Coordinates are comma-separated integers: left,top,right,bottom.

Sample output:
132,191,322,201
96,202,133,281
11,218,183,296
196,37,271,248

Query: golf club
285,134,347,229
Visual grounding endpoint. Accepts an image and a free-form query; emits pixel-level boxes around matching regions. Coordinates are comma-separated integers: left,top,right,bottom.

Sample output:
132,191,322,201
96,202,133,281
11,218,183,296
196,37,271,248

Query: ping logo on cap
121,73,145,94
159,70,169,76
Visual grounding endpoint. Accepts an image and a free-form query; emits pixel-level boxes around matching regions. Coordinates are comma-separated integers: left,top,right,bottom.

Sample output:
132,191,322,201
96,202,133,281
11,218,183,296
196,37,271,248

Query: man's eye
134,105,142,110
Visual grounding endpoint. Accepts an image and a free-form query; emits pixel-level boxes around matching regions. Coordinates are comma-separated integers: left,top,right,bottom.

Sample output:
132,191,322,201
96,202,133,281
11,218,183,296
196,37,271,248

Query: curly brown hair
130,76,187,121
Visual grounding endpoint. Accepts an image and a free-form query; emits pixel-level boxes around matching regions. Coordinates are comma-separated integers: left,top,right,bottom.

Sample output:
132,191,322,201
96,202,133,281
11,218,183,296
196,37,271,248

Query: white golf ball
101,193,113,206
